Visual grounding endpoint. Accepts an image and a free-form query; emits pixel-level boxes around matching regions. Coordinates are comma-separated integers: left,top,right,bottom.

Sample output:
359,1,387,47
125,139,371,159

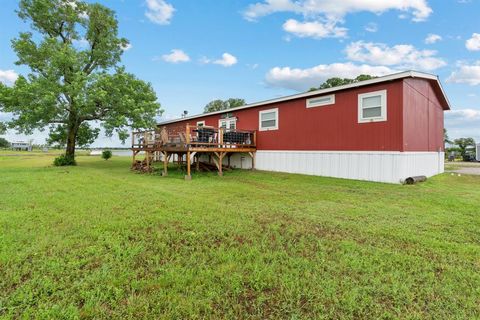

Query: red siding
403,78,445,152
160,78,445,152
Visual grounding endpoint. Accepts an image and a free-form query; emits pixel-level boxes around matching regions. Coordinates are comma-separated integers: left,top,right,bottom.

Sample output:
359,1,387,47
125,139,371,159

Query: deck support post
249,152,256,170
185,151,192,180
132,150,139,168
219,153,223,176
162,151,168,176
146,151,150,171
195,154,200,171
214,152,226,176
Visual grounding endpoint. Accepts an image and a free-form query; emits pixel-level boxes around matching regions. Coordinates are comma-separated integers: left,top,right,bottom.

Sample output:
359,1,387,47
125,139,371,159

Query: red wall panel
403,78,445,152
160,78,444,152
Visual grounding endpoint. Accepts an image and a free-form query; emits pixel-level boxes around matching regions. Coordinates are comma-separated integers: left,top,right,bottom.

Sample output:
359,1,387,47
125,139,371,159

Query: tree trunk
65,120,79,159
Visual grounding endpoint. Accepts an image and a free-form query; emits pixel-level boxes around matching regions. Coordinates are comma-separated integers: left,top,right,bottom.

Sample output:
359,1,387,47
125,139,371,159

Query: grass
1,155,480,319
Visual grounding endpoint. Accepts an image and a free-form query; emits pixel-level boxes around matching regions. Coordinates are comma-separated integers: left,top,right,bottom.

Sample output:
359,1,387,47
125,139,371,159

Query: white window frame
358,90,387,123
306,94,335,108
218,118,236,130
196,121,205,127
259,108,279,131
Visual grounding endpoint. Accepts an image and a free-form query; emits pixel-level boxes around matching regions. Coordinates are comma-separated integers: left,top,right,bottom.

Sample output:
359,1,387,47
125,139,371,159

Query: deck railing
132,124,256,149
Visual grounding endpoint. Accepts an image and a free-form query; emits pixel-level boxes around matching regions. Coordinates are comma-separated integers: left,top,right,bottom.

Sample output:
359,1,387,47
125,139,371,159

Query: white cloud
448,109,480,120
214,53,238,67
425,33,442,44
364,22,378,33
202,53,238,67
466,33,480,51
282,19,347,39
244,0,431,39
145,0,175,25
445,108,480,141
244,0,432,21
0,69,19,86
265,62,395,91
159,49,190,63
447,61,480,85
345,41,446,71
121,43,132,51
243,0,300,21
79,11,89,19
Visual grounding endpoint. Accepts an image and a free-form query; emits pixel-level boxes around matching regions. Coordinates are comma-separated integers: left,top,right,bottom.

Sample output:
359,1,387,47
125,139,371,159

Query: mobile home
134,71,450,183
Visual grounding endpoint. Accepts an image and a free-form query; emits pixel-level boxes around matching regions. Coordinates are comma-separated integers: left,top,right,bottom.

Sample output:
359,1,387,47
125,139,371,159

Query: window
197,121,205,127
259,108,278,131
358,90,387,123
306,94,335,108
219,118,236,130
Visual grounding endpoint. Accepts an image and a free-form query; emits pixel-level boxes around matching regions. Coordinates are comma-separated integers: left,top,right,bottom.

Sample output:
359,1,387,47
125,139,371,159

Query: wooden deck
131,124,256,179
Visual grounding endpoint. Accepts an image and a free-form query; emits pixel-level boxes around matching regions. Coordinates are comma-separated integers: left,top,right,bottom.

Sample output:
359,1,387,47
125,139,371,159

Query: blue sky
1,0,479,147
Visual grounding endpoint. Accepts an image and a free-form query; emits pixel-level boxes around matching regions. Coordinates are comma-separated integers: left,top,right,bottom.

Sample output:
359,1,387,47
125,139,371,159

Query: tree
46,122,100,148
0,0,161,162
204,98,245,113
309,74,377,91
0,137,10,148
444,128,452,145
454,138,476,159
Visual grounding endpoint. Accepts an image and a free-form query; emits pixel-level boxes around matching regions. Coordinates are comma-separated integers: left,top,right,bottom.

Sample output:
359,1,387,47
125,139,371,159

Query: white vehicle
477,143,480,161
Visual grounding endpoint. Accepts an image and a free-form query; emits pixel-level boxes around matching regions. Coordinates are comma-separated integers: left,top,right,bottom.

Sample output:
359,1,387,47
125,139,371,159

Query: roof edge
157,70,450,126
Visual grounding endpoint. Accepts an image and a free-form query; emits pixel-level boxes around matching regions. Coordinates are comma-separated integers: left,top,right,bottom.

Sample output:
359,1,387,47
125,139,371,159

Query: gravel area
446,161,480,175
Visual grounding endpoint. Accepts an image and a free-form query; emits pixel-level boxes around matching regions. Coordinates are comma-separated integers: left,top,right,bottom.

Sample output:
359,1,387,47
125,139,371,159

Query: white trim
218,117,236,129
358,90,387,123
259,108,279,131
157,71,450,126
196,121,205,127
306,94,335,108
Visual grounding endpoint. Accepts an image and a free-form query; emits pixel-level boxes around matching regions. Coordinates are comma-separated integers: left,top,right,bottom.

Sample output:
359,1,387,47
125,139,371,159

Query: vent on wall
306,94,335,108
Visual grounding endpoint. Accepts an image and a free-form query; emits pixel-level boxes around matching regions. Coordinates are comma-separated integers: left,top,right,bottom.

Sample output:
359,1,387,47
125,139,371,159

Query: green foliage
454,137,476,159
0,137,10,148
53,154,76,166
1,155,480,318
444,128,452,144
47,122,100,148
0,122,6,134
204,98,245,113
0,0,162,161
101,149,112,160
309,74,377,91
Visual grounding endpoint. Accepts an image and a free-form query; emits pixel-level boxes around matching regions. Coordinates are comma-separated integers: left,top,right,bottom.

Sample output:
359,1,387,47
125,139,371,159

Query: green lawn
1,155,479,319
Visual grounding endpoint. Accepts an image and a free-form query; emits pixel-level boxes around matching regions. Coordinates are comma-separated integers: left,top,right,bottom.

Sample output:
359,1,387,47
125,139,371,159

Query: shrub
53,154,76,166
102,150,112,160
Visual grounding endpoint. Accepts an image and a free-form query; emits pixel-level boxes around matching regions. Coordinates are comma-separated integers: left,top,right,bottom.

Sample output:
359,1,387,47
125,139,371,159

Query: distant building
11,141,32,151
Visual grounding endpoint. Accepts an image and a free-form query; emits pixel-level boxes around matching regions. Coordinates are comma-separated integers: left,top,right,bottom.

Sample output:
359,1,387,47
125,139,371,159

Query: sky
0,0,479,147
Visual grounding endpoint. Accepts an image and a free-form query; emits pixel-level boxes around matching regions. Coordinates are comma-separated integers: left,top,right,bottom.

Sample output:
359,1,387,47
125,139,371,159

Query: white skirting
252,150,444,184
